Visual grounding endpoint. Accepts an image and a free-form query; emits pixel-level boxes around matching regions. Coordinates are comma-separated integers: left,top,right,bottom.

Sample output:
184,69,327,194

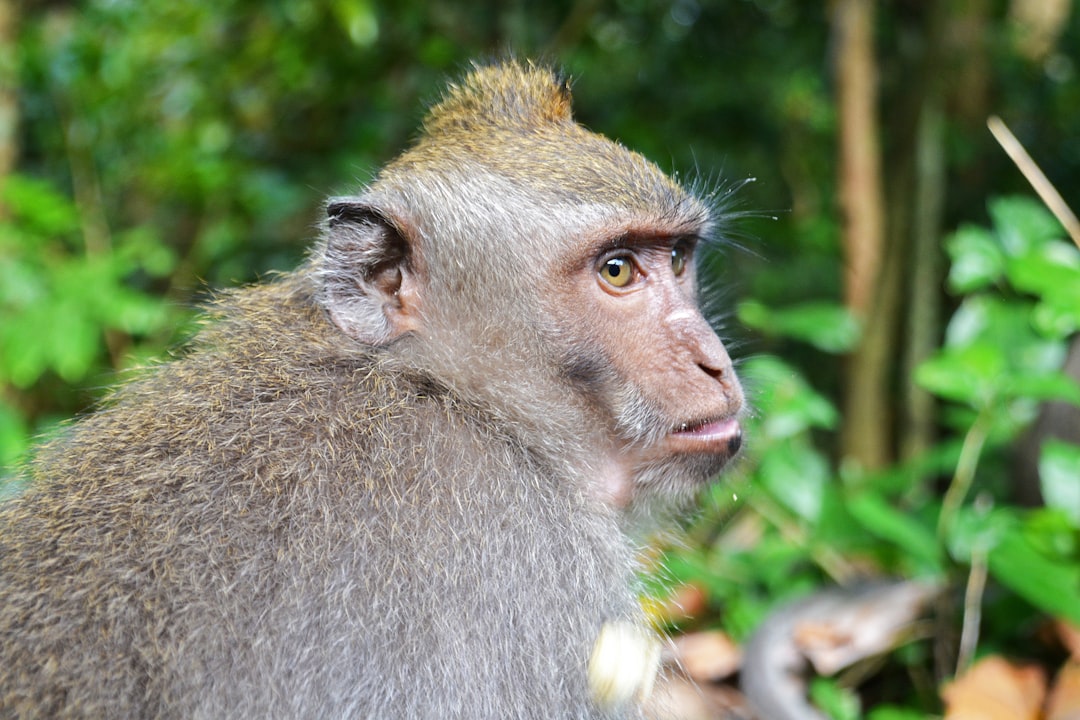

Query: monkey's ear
321,199,423,346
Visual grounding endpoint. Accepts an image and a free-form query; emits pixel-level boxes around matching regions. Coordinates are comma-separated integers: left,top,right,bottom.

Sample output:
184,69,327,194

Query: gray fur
1,278,640,718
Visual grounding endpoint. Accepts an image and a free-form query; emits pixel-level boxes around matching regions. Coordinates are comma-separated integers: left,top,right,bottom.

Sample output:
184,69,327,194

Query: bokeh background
2,1,1078,717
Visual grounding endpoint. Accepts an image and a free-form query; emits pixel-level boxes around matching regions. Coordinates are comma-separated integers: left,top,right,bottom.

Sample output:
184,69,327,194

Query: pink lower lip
675,417,738,439
671,417,743,454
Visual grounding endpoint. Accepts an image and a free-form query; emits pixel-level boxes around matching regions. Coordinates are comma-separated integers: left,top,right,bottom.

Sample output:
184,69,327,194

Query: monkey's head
319,61,744,510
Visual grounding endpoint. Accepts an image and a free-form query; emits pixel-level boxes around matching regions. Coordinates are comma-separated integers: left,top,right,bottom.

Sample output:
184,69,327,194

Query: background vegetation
2,0,1078,717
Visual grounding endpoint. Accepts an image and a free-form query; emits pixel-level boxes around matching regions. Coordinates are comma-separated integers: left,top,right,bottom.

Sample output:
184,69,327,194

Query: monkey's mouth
669,417,743,457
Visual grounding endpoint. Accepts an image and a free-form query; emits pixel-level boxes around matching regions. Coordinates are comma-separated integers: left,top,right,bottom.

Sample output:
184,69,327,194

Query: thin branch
937,408,991,542
956,542,988,675
987,115,1080,250
748,491,858,584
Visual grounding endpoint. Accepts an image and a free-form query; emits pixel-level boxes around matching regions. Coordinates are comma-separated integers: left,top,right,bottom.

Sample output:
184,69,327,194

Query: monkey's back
0,275,638,719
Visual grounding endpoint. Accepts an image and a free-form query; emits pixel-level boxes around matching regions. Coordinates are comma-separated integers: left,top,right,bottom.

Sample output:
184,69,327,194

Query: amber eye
599,256,634,288
671,245,687,276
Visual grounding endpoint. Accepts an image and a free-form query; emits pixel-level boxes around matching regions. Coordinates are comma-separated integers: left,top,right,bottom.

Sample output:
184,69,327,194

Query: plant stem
956,543,988,675
936,408,992,542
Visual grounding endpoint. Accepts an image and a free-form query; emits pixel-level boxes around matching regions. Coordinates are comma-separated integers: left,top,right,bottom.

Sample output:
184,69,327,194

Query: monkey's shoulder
20,276,513,501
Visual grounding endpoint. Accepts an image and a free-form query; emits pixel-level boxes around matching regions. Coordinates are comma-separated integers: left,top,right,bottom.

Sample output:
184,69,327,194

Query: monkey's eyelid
592,235,697,265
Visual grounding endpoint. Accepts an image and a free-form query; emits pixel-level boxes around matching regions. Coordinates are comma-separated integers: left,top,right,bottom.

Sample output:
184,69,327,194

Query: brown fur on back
0,273,640,718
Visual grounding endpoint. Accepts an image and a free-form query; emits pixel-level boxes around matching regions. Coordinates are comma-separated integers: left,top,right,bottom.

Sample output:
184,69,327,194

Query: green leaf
332,0,379,46
1039,441,1080,526
114,227,177,278
737,301,860,353
914,346,1002,407
1033,297,1080,338
771,302,860,353
0,257,47,308
48,301,100,383
988,195,1064,257
943,295,1034,351
989,525,1080,625
945,506,1014,563
0,176,81,238
1,307,52,388
1006,240,1080,298
847,493,944,572
104,289,171,335
1030,259,1080,337
0,401,29,470
945,224,1004,293
1004,371,1080,405
742,356,838,438
737,300,771,331
1024,508,1079,558
868,707,929,720
759,437,829,523
809,677,860,720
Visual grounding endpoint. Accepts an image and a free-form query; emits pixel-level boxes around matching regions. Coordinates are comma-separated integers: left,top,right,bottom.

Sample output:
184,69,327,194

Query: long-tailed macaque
0,61,744,719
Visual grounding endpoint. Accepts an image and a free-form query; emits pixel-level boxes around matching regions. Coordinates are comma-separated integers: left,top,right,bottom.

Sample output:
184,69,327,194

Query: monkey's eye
599,256,635,288
671,245,688,276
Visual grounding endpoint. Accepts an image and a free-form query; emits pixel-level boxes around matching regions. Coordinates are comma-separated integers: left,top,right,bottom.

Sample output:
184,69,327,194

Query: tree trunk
834,0,890,470
894,2,950,466
901,90,946,465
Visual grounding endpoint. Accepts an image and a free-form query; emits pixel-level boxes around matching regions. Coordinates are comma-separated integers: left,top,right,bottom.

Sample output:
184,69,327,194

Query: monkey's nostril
698,363,724,381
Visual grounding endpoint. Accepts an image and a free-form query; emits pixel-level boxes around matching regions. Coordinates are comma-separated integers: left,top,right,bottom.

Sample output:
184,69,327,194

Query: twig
987,115,1080,250
937,409,991,542
748,491,856,584
956,542,988,676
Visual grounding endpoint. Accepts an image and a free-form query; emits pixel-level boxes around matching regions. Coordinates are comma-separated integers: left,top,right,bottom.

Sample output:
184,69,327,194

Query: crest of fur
422,61,575,134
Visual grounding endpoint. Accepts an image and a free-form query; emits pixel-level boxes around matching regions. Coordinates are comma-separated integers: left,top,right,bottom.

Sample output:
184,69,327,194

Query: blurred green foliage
4,0,854,472
0,176,178,465
3,1,1079,716
657,198,1080,715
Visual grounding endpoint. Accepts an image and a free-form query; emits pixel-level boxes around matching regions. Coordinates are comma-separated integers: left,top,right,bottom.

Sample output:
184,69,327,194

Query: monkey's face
545,219,744,508
321,62,745,510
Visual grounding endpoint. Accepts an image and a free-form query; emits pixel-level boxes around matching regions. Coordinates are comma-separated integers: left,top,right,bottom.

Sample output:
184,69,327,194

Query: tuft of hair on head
421,60,574,136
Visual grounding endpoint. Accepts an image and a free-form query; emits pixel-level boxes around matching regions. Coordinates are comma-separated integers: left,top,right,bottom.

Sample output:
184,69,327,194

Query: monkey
0,60,744,719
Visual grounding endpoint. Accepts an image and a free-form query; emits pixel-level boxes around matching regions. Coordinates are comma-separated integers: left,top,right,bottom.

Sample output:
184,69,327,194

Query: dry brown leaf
1047,661,1080,720
647,584,708,626
942,655,1046,720
670,630,742,682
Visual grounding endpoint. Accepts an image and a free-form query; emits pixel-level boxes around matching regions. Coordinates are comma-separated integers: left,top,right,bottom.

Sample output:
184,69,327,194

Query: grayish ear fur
320,198,412,346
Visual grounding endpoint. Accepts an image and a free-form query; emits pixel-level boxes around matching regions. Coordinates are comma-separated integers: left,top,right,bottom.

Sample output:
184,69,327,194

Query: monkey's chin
626,420,743,510
628,453,735,513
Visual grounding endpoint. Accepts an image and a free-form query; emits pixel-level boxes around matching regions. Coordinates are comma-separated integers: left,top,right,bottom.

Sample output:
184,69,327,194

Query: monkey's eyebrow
593,233,697,256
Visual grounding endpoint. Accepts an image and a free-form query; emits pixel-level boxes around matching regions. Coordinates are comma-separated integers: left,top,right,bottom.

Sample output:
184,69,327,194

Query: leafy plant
0,175,179,471
924,196,1080,627
657,196,1080,717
